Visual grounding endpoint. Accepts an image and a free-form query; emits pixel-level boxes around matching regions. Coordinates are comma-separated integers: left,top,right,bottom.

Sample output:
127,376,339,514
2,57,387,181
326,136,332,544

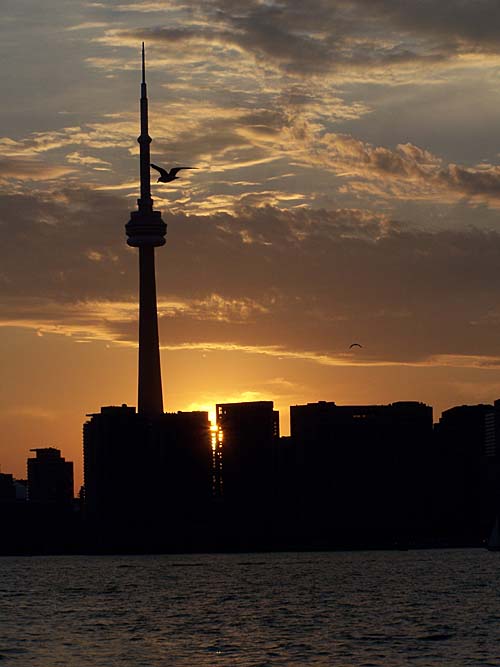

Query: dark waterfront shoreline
0,541,487,557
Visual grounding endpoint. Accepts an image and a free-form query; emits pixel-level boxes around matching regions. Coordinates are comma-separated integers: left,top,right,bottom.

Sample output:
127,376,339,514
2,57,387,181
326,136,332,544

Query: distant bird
150,164,197,183
349,343,363,349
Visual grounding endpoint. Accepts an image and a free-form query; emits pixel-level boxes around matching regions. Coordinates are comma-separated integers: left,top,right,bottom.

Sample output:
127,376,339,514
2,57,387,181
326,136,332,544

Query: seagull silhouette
349,343,363,349
150,164,197,183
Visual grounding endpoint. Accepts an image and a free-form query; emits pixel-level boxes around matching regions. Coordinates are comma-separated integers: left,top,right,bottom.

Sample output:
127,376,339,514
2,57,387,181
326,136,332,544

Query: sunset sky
3,0,500,488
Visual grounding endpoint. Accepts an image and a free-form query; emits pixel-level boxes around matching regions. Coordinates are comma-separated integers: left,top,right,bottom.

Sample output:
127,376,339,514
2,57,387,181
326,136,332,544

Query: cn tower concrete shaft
138,245,163,414
125,43,167,416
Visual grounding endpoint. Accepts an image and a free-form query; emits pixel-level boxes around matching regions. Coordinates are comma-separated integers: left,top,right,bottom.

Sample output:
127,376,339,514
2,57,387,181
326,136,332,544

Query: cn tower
125,43,166,416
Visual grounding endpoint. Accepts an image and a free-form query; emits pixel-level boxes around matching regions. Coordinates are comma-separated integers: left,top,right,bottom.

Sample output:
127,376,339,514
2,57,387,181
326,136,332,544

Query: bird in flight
150,164,197,183
349,343,363,349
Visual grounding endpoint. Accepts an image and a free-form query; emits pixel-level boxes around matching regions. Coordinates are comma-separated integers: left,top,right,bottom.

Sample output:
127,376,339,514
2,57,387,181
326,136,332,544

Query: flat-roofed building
216,401,279,531
83,404,212,549
27,447,74,505
289,400,433,545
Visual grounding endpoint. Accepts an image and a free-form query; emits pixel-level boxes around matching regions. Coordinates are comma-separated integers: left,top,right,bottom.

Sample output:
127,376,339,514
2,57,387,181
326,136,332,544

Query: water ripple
0,550,499,665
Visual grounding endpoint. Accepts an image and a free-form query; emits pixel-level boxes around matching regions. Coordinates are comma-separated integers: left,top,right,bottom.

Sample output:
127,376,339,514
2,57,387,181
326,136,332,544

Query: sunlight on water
0,550,499,666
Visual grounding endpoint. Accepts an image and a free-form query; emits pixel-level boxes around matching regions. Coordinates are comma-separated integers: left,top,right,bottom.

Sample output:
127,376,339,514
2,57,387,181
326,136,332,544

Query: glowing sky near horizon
4,0,500,489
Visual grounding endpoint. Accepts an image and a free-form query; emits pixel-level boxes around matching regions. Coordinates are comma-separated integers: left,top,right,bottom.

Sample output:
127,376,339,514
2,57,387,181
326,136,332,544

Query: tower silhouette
125,43,166,416
83,45,213,552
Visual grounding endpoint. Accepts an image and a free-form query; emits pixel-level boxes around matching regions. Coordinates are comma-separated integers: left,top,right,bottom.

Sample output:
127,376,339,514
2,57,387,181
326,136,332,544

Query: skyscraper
215,401,279,536
83,405,212,548
125,43,166,416
289,400,433,544
481,399,500,533
434,403,493,540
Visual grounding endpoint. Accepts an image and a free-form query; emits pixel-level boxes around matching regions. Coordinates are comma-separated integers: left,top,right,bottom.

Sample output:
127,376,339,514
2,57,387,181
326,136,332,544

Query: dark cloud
355,0,500,50
2,187,500,364
116,0,500,75
439,164,500,198
0,188,133,301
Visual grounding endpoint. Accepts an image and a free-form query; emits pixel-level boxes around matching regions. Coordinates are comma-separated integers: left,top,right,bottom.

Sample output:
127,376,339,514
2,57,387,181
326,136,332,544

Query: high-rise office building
434,403,493,539
27,448,74,504
216,401,279,526
480,399,500,532
83,404,142,526
83,405,212,548
289,400,433,544
484,399,500,458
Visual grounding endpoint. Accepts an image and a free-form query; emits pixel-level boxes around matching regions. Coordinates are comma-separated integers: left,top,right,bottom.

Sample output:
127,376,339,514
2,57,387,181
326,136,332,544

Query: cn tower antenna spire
142,41,146,85
125,42,167,417
138,42,152,213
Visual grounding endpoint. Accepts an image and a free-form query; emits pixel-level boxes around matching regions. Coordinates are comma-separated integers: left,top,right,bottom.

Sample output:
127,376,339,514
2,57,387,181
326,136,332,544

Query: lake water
1,549,499,666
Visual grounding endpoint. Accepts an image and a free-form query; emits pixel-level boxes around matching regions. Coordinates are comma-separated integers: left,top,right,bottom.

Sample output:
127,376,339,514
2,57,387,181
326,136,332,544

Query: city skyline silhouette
4,4,500,496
